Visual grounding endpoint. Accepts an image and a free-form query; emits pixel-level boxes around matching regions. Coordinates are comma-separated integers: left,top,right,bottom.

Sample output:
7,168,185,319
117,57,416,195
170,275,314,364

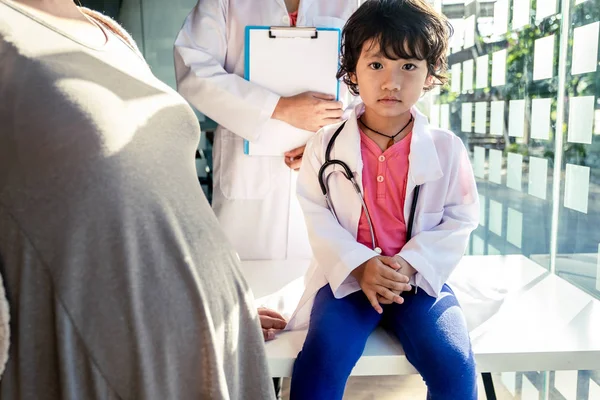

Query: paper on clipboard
244,26,341,156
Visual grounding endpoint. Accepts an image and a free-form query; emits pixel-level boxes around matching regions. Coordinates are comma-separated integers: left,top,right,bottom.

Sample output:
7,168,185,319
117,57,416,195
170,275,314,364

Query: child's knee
299,330,365,373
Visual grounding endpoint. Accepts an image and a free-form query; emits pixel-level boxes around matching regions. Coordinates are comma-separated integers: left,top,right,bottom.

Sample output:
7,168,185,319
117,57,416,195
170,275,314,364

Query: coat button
281,15,291,25
377,175,384,183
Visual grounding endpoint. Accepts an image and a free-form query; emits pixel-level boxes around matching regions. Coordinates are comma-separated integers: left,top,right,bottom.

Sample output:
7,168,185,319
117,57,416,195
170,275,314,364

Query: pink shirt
356,128,412,257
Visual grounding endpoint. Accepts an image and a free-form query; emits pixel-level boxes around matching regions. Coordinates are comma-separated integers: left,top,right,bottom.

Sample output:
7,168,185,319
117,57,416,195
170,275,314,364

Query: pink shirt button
377,175,384,183
379,155,386,162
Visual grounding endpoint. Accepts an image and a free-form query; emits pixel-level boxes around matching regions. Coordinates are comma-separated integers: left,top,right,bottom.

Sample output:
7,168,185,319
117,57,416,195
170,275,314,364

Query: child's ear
349,72,358,85
423,74,436,91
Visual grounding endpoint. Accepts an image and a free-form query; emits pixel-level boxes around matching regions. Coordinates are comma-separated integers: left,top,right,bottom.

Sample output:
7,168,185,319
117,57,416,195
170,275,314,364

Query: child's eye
369,62,383,70
403,63,417,71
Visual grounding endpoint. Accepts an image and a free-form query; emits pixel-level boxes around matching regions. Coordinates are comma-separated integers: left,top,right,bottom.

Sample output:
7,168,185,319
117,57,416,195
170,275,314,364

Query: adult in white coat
286,102,480,330
174,0,358,260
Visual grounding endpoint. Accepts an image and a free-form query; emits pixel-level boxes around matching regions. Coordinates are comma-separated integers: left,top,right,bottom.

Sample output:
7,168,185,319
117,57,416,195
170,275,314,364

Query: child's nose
381,71,402,92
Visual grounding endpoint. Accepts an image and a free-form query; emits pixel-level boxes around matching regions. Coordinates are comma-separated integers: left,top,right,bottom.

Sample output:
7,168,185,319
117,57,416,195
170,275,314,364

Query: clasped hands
351,255,416,314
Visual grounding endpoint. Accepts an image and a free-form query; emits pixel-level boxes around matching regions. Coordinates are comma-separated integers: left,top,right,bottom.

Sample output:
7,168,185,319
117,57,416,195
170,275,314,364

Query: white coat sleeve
173,0,313,145
296,135,379,298
398,136,479,297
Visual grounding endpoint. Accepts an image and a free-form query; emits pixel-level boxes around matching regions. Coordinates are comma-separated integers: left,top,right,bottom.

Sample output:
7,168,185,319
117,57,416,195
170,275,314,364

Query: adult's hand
272,91,343,132
284,145,305,171
258,308,287,341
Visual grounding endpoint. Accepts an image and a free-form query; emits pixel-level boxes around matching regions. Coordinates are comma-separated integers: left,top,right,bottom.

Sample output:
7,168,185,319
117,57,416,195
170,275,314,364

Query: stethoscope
318,121,421,254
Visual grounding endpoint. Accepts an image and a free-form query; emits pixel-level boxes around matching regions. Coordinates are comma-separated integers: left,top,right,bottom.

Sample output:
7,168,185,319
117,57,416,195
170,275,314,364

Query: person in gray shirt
0,1,276,398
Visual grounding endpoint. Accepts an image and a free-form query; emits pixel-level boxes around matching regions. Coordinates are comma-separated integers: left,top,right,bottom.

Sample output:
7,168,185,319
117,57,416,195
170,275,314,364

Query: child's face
350,39,431,119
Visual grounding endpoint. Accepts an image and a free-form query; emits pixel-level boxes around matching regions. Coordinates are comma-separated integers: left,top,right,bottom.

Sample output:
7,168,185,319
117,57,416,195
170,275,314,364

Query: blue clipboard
243,25,342,155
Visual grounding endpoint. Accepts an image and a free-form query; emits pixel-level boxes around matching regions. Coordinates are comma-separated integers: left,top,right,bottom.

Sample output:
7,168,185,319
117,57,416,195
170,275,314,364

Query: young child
288,0,480,399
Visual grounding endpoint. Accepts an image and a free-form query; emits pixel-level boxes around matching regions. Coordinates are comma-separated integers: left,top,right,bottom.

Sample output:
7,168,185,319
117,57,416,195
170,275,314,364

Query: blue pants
290,284,477,400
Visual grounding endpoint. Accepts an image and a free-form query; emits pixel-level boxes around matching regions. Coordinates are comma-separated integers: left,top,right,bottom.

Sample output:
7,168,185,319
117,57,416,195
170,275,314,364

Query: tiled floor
280,374,514,399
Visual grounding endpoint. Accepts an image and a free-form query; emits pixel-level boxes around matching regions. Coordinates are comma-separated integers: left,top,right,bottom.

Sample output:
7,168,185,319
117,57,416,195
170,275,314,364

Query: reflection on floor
280,374,511,399
280,371,600,399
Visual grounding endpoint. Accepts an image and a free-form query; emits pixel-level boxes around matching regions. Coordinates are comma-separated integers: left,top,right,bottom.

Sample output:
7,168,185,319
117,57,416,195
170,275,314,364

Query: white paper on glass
564,163,590,214
533,35,555,80
489,199,503,236
489,149,503,184
479,194,486,227
462,59,474,92
522,375,540,399
591,378,600,400
473,235,485,255
494,0,509,36
490,101,505,136
507,208,523,248
531,98,552,140
488,244,501,255
536,0,558,21
596,243,600,291
528,156,548,200
555,371,578,400
464,15,476,49
568,96,595,144
572,22,599,75
476,54,489,89
507,152,523,191
450,18,465,53
451,63,462,93
502,373,517,397
440,104,450,130
509,99,526,138
492,49,507,86
474,146,486,179
430,104,440,127
512,0,531,30
462,102,473,132
475,102,487,134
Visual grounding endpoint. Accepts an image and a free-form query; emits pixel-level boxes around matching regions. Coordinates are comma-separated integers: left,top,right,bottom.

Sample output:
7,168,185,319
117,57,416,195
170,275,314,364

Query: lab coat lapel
298,0,317,15
327,103,364,235
405,107,444,224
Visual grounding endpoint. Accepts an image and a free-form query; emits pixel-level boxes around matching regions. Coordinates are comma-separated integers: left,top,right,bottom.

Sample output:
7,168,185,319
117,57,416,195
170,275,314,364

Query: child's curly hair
337,0,453,95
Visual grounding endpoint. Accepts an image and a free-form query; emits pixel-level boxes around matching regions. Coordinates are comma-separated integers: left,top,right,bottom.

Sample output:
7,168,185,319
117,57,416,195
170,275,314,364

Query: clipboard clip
268,26,318,39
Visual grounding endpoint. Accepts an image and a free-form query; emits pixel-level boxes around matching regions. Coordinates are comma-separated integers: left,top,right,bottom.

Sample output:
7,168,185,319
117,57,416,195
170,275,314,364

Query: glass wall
430,0,600,398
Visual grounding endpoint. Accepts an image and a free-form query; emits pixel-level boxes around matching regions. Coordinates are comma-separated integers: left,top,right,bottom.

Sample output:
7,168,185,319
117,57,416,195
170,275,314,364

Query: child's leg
290,284,382,400
381,285,477,400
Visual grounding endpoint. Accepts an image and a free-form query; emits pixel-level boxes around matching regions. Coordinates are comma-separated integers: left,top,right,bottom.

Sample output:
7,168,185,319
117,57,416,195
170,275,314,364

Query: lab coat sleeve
173,0,313,145
296,135,378,298
398,136,479,297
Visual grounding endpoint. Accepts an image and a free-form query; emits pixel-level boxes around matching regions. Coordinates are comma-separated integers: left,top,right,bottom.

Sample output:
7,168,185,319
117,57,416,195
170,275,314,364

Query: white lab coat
174,0,358,260
286,103,479,330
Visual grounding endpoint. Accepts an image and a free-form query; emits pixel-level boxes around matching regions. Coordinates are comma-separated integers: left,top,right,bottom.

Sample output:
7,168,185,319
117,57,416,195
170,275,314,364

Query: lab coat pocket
218,134,272,200
419,211,444,231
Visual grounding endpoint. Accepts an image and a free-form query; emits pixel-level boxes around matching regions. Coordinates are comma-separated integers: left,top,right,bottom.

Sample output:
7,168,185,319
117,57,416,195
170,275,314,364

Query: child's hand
350,256,412,314
377,256,417,305
392,255,417,279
